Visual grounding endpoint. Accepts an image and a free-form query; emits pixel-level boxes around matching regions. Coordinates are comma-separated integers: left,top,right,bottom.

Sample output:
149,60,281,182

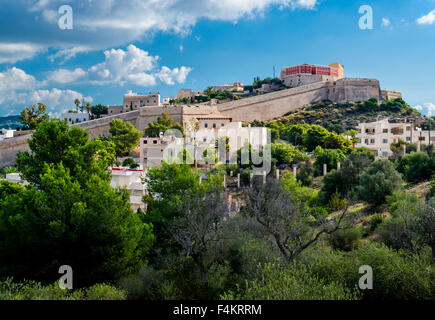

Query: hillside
270,98,427,131
0,115,21,130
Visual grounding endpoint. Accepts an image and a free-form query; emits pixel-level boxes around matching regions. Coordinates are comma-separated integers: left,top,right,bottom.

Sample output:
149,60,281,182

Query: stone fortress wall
0,78,384,167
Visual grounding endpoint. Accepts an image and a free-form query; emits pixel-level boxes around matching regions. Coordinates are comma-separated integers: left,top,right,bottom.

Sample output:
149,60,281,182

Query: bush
369,214,384,232
313,147,346,176
221,262,360,300
357,160,403,206
328,228,361,251
0,281,126,300
296,160,314,186
396,152,435,183
122,157,138,168
303,244,434,300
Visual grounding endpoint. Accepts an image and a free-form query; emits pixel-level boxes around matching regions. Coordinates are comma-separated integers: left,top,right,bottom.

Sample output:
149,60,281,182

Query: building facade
212,82,244,92
356,119,435,157
61,112,90,125
110,168,146,211
381,90,403,101
123,90,161,112
280,62,344,87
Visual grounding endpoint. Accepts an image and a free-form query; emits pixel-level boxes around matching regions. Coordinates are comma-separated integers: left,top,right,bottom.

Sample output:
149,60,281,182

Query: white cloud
48,44,192,86
414,103,435,116
0,67,91,115
1,0,318,64
381,18,391,27
46,68,87,84
157,66,192,85
0,43,45,64
179,45,184,52
417,10,435,25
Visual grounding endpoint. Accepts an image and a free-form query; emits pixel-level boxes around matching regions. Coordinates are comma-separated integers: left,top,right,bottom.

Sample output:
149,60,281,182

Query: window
406,126,411,131
370,139,375,144
419,137,426,141
153,140,158,144
383,129,388,133
383,139,388,144
213,123,216,128
406,137,411,142
221,123,225,127
204,123,208,128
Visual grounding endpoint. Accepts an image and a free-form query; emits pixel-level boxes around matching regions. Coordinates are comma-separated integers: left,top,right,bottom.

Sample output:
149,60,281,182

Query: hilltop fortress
0,62,401,167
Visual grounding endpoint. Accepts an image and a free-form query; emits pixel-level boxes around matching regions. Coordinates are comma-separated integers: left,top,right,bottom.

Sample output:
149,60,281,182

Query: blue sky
1,0,435,117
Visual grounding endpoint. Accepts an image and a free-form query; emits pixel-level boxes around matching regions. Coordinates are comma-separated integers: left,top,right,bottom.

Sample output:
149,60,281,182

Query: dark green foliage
122,157,138,168
109,119,142,157
328,228,361,251
303,244,434,300
91,104,109,118
357,160,403,206
222,262,360,300
396,152,435,183
296,159,315,186
313,147,346,176
144,112,184,138
319,152,372,203
1,119,154,287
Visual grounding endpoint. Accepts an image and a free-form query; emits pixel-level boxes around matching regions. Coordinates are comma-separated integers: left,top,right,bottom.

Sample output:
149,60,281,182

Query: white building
2,173,29,185
356,119,435,157
0,129,14,141
61,112,90,125
110,168,146,211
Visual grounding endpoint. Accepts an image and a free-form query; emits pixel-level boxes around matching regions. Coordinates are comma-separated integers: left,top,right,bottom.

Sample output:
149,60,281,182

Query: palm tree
86,102,92,115
74,98,80,112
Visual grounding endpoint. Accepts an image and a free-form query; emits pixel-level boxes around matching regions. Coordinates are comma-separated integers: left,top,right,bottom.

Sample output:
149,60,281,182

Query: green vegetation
19,103,49,130
109,118,142,156
1,97,434,300
276,98,422,131
1,119,154,288
144,112,184,137
91,104,109,118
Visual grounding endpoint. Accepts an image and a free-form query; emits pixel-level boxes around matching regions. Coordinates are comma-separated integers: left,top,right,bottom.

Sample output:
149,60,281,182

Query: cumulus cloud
0,0,320,64
417,10,435,25
47,44,191,86
46,68,87,84
157,66,192,85
414,103,435,116
0,43,45,64
0,67,91,115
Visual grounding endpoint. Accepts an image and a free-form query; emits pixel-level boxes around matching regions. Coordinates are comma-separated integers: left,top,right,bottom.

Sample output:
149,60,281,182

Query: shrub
396,152,435,183
357,160,403,206
122,157,138,168
303,244,434,300
369,214,384,232
328,228,361,251
221,262,360,300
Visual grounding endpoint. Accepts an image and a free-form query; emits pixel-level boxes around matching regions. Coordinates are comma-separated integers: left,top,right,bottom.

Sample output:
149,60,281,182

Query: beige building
177,89,204,100
381,90,403,101
212,82,244,92
196,113,232,131
356,119,435,157
110,168,146,211
140,136,184,168
107,105,124,116
123,90,161,112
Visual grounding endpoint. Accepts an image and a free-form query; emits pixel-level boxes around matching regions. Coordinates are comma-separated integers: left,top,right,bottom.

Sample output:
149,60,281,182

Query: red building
283,63,339,77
